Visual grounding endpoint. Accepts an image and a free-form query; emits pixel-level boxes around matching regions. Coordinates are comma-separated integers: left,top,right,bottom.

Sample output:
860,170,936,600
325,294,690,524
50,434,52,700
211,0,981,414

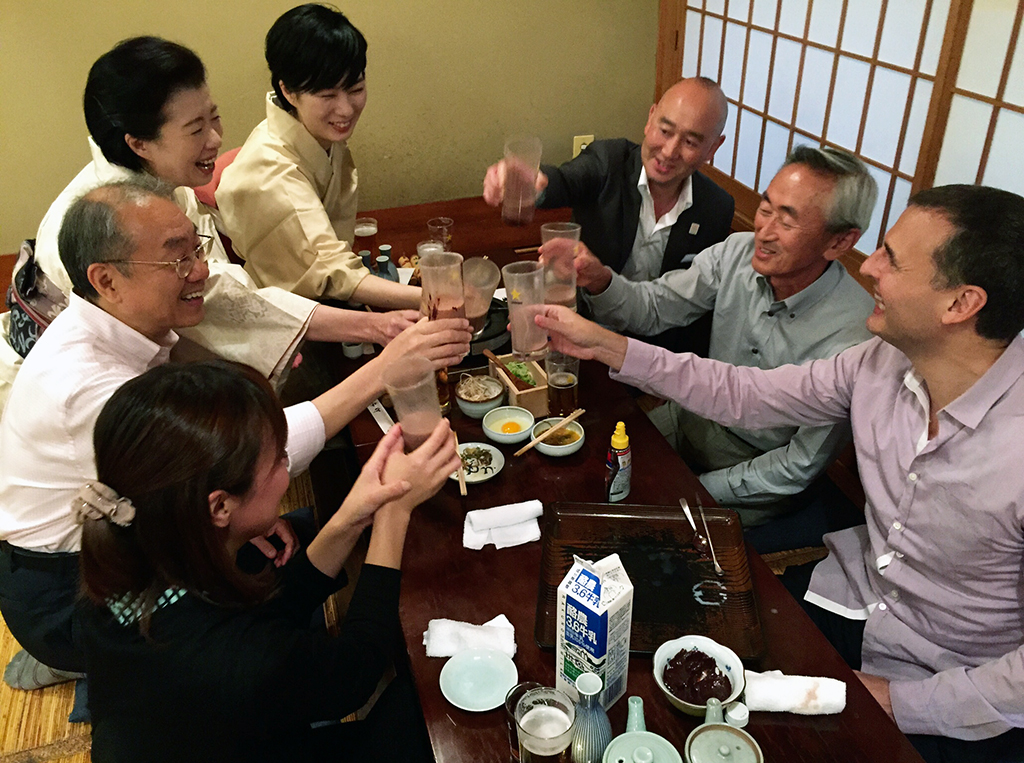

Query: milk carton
556,553,633,708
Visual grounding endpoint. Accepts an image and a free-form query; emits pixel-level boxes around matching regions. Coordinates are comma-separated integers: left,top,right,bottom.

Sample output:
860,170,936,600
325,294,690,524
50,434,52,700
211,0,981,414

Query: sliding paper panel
795,46,834,136
957,0,1016,98
932,95,993,186
878,0,928,69
982,109,1024,196
861,68,911,167
841,0,884,58
768,37,801,121
825,55,871,151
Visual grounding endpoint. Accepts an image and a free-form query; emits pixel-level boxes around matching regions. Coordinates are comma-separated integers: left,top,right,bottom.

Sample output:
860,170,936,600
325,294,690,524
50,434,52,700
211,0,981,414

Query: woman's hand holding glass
378,418,460,515
378,316,472,372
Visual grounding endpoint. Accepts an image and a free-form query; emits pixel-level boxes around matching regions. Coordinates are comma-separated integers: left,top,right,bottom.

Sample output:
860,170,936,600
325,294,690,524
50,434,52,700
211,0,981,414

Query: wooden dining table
342,197,925,763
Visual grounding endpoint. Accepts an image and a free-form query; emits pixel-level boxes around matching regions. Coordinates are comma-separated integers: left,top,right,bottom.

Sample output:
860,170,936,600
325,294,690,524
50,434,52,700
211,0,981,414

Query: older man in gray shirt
571,146,876,525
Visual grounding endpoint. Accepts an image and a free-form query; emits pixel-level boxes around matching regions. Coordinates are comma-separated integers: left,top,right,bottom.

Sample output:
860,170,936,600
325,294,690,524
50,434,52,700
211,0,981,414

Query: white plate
439,648,518,712
450,442,505,484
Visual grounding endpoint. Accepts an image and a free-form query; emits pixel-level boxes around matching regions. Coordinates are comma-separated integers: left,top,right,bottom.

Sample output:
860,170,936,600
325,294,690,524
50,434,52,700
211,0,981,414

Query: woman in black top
76,361,456,762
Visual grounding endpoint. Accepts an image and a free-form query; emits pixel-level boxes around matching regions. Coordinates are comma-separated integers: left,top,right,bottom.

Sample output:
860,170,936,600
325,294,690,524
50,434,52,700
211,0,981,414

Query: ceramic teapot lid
603,731,683,763
684,724,762,763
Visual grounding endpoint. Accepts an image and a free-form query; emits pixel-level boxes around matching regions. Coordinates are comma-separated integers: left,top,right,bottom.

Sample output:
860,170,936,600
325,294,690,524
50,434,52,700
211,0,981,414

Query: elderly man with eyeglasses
572,146,878,533
0,179,471,691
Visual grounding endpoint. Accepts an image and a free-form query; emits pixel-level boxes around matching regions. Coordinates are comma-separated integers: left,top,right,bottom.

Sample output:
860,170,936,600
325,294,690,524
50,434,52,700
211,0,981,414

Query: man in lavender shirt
535,185,1024,762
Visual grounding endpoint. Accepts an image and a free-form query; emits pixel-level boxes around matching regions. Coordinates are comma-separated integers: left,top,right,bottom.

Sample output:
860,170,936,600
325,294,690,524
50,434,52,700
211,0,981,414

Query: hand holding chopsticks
514,408,585,457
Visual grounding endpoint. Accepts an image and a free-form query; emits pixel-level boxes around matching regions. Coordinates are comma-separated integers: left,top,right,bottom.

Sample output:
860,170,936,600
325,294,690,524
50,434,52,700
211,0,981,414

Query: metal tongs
679,497,724,576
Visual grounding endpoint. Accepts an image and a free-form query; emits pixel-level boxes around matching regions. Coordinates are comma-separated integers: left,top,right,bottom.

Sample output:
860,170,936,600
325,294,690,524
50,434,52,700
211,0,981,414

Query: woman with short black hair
217,5,421,310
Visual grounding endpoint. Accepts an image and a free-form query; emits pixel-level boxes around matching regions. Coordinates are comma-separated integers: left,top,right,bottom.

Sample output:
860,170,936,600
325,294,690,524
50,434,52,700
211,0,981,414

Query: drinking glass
463,257,501,336
381,356,441,451
544,352,579,416
420,252,466,413
502,136,543,226
505,681,544,763
540,222,581,312
427,216,454,251
353,217,378,254
515,687,575,763
501,261,547,361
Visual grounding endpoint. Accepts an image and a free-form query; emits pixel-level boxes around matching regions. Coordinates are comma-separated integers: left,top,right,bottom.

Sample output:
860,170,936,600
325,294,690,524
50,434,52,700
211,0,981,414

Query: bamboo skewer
514,408,585,457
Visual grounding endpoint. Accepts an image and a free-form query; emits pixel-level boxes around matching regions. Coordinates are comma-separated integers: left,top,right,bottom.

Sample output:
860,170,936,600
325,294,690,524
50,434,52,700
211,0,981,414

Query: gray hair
58,176,174,300
783,145,877,233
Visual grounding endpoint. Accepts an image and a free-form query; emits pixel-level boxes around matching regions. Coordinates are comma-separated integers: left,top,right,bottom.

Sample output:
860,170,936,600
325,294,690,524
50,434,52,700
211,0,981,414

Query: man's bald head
641,78,728,193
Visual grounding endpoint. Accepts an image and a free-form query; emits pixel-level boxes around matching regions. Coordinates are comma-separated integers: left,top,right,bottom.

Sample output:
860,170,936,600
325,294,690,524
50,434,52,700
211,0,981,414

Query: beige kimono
216,93,370,302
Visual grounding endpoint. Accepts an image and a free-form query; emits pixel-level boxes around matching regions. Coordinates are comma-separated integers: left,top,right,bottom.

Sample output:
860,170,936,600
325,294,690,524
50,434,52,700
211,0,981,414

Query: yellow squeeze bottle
605,422,631,502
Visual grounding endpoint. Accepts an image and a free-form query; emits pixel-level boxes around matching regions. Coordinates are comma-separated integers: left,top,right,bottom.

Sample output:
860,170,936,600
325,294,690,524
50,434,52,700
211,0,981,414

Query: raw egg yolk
501,421,522,434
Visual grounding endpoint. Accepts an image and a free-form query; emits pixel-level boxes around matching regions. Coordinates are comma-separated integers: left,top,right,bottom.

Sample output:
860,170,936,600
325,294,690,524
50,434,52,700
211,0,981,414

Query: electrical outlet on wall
573,134,594,158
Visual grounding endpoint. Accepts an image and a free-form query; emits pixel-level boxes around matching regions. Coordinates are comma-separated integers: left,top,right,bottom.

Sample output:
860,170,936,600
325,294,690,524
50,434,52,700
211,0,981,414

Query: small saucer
450,442,505,484
439,648,518,712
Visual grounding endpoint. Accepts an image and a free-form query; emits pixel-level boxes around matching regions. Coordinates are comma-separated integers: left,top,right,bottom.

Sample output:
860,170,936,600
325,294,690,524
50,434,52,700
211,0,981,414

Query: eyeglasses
110,234,213,279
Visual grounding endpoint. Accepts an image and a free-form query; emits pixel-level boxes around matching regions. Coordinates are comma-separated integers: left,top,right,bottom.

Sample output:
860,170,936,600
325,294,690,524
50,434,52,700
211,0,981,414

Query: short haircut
266,4,367,112
911,184,1024,343
81,360,288,633
58,177,174,300
783,145,878,233
84,36,206,172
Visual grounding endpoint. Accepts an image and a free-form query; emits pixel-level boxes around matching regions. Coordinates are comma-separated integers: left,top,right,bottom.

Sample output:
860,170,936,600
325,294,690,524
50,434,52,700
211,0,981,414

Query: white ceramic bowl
653,635,745,716
455,375,505,419
482,406,535,444
530,418,585,457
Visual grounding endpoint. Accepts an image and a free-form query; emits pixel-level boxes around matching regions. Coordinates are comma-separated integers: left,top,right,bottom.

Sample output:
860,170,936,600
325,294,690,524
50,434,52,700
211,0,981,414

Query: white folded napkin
423,614,516,658
743,669,846,715
463,500,543,550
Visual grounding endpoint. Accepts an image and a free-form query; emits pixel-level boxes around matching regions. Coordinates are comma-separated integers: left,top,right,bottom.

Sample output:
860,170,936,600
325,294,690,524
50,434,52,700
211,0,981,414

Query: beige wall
0,0,659,253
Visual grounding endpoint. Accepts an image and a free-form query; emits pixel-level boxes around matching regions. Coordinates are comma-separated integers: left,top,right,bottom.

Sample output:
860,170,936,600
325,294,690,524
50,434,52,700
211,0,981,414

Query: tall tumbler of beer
502,136,543,226
381,356,441,452
515,687,575,763
540,222,581,312
501,261,547,362
420,252,466,413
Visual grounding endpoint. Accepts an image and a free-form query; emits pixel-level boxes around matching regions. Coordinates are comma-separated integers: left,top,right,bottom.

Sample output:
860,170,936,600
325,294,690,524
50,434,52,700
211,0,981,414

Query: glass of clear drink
502,136,543,226
420,252,466,413
540,222,581,312
501,261,548,361
463,257,501,337
381,356,441,452
427,216,454,251
515,687,575,763
505,681,544,763
353,217,378,254
544,351,579,416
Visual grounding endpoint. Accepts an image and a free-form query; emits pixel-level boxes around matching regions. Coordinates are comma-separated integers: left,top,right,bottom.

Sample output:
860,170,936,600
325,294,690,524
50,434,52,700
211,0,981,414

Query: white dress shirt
620,169,693,282
0,295,324,552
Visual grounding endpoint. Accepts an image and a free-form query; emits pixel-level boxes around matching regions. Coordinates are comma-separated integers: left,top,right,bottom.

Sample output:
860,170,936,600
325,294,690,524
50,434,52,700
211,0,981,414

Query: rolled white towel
463,500,543,549
743,669,846,715
423,614,516,658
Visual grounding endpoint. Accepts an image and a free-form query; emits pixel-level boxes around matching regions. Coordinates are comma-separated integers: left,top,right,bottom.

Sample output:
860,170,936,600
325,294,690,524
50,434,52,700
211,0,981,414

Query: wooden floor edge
0,732,91,762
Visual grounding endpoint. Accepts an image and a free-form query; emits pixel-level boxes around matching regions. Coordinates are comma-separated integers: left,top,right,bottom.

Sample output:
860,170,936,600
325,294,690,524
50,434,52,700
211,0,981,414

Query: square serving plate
534,502,764,658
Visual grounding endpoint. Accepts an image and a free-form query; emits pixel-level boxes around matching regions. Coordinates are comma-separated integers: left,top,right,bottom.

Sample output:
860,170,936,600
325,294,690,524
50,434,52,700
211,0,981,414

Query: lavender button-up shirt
612,335,1024,740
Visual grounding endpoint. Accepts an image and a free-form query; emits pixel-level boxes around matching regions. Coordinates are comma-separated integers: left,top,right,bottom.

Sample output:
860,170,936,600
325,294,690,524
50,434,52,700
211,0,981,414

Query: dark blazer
538,138,735,275
538,139,735,354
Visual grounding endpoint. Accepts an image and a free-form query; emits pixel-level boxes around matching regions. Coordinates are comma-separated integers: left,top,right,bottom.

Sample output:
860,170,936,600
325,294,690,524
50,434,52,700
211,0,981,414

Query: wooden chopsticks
514,408,585,457
453,431,467,496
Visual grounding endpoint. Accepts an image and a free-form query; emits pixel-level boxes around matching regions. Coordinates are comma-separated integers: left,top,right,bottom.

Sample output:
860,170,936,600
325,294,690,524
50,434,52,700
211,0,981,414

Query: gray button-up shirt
589,232,874,505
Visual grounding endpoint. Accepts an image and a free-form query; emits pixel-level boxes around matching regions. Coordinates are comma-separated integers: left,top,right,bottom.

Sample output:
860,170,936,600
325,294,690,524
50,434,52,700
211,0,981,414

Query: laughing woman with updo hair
76,361,449,762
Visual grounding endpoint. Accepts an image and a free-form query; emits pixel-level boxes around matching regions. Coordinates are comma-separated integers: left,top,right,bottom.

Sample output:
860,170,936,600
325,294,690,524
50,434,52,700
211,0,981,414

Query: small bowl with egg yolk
482,406,535,445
